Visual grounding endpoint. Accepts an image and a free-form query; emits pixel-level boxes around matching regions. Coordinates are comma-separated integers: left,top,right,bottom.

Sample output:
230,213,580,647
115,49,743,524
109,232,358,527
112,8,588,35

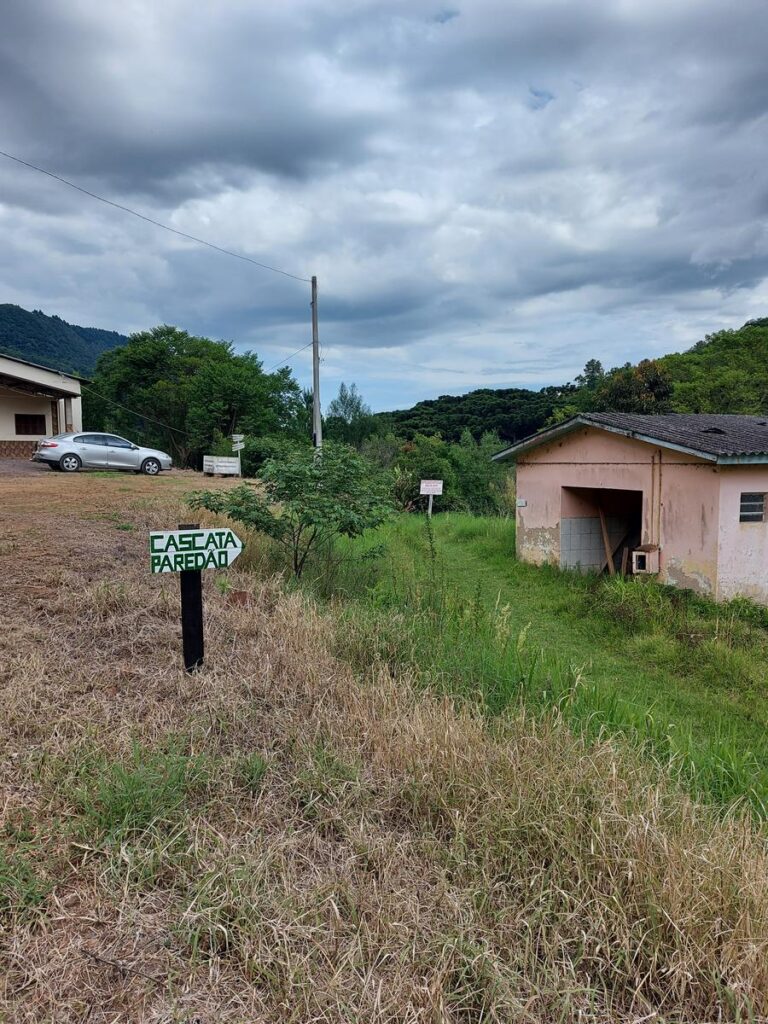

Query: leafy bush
365,429,511,514
190,440,393,577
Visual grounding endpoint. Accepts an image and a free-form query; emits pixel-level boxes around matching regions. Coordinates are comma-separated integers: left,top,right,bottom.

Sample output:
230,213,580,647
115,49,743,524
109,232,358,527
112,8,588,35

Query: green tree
594,359,673,413
325,382,378,447
361,431,401,470
87,325,303,463
575,359,605,390
447,429,509,514
393,434,457,511
663,321,768,414
379,385,570,443
189,441,393,577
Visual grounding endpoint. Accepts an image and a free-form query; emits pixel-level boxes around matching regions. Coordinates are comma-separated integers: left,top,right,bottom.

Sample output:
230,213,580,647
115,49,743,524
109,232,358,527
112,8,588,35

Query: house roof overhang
491,415,768,466
0,353,83,399
0,371,81,400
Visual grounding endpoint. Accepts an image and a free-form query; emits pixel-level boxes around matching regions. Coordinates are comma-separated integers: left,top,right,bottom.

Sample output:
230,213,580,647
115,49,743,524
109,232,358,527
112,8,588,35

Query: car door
72,434,109,467
104,434,141,470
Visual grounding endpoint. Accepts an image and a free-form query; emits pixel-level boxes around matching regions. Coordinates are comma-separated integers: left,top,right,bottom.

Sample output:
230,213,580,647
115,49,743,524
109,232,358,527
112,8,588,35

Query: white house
0,353,83,457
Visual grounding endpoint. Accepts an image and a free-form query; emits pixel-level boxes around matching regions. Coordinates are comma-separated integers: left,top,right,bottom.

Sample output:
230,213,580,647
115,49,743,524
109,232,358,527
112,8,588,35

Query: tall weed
326,516,768,818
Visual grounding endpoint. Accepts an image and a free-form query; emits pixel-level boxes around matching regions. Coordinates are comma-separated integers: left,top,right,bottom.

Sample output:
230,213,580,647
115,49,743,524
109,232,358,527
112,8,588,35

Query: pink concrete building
494,414,768,605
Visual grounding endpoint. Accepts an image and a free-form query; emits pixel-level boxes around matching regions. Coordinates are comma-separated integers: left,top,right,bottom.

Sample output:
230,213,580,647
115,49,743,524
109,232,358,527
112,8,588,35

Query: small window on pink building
739,492,765,523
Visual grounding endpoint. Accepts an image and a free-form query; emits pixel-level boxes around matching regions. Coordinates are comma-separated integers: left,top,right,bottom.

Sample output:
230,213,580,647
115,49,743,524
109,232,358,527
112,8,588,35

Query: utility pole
311,275,322,449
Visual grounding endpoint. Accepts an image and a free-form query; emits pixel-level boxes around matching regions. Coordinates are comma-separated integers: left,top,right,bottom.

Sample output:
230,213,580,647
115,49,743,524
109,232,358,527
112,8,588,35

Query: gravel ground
0,459,193,478
0,458,51,476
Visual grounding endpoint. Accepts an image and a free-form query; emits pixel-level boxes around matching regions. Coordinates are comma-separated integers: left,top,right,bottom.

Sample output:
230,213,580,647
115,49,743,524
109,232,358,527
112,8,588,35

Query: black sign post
150,522,242,672
178,522,204,672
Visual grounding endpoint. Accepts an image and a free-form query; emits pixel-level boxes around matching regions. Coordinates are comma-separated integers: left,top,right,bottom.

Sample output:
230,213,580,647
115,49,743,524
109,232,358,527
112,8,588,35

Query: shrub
190,440,394,577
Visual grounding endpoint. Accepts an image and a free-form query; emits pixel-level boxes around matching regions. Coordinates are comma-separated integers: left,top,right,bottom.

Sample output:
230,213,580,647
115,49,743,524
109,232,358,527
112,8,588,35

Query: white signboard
231,433,245,443
203,455,241,476
149,528,243,574
232,442,245,452
420,479,444,496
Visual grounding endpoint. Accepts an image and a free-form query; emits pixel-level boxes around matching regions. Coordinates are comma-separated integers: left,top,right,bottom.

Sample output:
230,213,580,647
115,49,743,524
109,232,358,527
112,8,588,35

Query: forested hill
384,385,574,443
381,318,768,443
0,304,127,375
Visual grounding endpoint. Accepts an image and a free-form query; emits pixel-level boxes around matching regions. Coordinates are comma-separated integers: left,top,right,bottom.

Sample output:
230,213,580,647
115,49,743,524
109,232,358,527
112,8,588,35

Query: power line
78,380,190,436
0,149,311,284
264,341,313,373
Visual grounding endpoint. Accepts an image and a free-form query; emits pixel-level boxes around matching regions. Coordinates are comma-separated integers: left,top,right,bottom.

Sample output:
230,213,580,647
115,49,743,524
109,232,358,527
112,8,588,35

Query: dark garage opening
560,487,643,574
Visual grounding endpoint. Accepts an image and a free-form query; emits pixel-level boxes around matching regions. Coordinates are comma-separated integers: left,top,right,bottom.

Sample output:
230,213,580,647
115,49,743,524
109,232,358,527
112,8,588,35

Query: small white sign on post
149,528,243,574
420,479,443,517
230,435,245,475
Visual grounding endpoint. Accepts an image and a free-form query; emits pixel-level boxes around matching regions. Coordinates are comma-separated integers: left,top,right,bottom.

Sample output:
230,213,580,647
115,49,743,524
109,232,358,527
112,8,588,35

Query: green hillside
379,318,768,442
0,304,127,375
662,318,768,413
383,384,576,443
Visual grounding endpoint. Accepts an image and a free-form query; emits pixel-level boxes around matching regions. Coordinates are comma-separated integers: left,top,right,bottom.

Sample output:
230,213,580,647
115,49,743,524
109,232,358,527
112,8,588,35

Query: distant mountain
0,304,127,375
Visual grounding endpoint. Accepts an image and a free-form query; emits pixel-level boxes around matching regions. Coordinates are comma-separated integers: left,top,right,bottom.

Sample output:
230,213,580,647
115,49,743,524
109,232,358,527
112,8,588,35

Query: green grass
237,751,268,795
71,742,208,843
308,513,768,818
0,847,50,916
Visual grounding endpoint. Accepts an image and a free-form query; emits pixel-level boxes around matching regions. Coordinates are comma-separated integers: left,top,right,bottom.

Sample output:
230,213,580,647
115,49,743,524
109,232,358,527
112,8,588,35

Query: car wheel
59,454,81,473
141,458,161,476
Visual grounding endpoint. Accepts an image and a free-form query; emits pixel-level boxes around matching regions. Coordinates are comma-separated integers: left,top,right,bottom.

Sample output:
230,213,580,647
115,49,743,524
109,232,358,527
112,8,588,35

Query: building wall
57,395,83,433
0,387,54,455
515,427,721,595
0,356,83,454
515,428,654,565
657,459,721,597
716,466,768,605
0,387,82,450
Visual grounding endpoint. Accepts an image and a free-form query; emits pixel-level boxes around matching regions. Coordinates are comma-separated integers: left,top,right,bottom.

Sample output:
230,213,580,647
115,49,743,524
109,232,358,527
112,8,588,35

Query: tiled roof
581,413,768,457
493,413,768,462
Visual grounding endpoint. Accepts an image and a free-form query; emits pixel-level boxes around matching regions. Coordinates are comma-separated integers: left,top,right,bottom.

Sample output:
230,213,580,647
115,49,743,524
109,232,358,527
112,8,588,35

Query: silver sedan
33,432,173,474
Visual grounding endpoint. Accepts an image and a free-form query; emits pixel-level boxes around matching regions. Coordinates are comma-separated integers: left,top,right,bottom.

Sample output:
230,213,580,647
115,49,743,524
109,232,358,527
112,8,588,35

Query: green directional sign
149,527,243,574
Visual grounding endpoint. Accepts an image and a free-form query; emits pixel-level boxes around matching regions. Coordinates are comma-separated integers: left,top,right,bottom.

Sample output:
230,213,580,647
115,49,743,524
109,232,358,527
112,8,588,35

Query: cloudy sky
1,0,767,411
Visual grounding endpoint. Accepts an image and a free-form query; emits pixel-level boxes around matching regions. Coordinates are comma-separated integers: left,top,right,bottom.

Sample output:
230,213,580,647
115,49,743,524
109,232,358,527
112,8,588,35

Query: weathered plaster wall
716,467,768,605
658,461,721,597
515,427,721,596
515,428,659,566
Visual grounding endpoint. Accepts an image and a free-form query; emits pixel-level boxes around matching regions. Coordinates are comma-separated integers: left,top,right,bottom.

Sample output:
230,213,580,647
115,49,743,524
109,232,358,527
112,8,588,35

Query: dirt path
0,472,203,638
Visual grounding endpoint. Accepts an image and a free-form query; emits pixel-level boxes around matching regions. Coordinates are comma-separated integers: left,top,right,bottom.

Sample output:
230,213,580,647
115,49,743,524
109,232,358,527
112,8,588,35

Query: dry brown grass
1,471,768,1022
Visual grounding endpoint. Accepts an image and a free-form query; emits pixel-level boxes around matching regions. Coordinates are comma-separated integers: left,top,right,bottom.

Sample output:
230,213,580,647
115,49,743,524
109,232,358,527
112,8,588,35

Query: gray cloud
0,0,766,411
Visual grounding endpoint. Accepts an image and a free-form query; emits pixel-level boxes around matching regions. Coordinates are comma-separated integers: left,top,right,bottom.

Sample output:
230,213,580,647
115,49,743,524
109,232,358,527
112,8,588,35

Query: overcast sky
1,0,767,411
